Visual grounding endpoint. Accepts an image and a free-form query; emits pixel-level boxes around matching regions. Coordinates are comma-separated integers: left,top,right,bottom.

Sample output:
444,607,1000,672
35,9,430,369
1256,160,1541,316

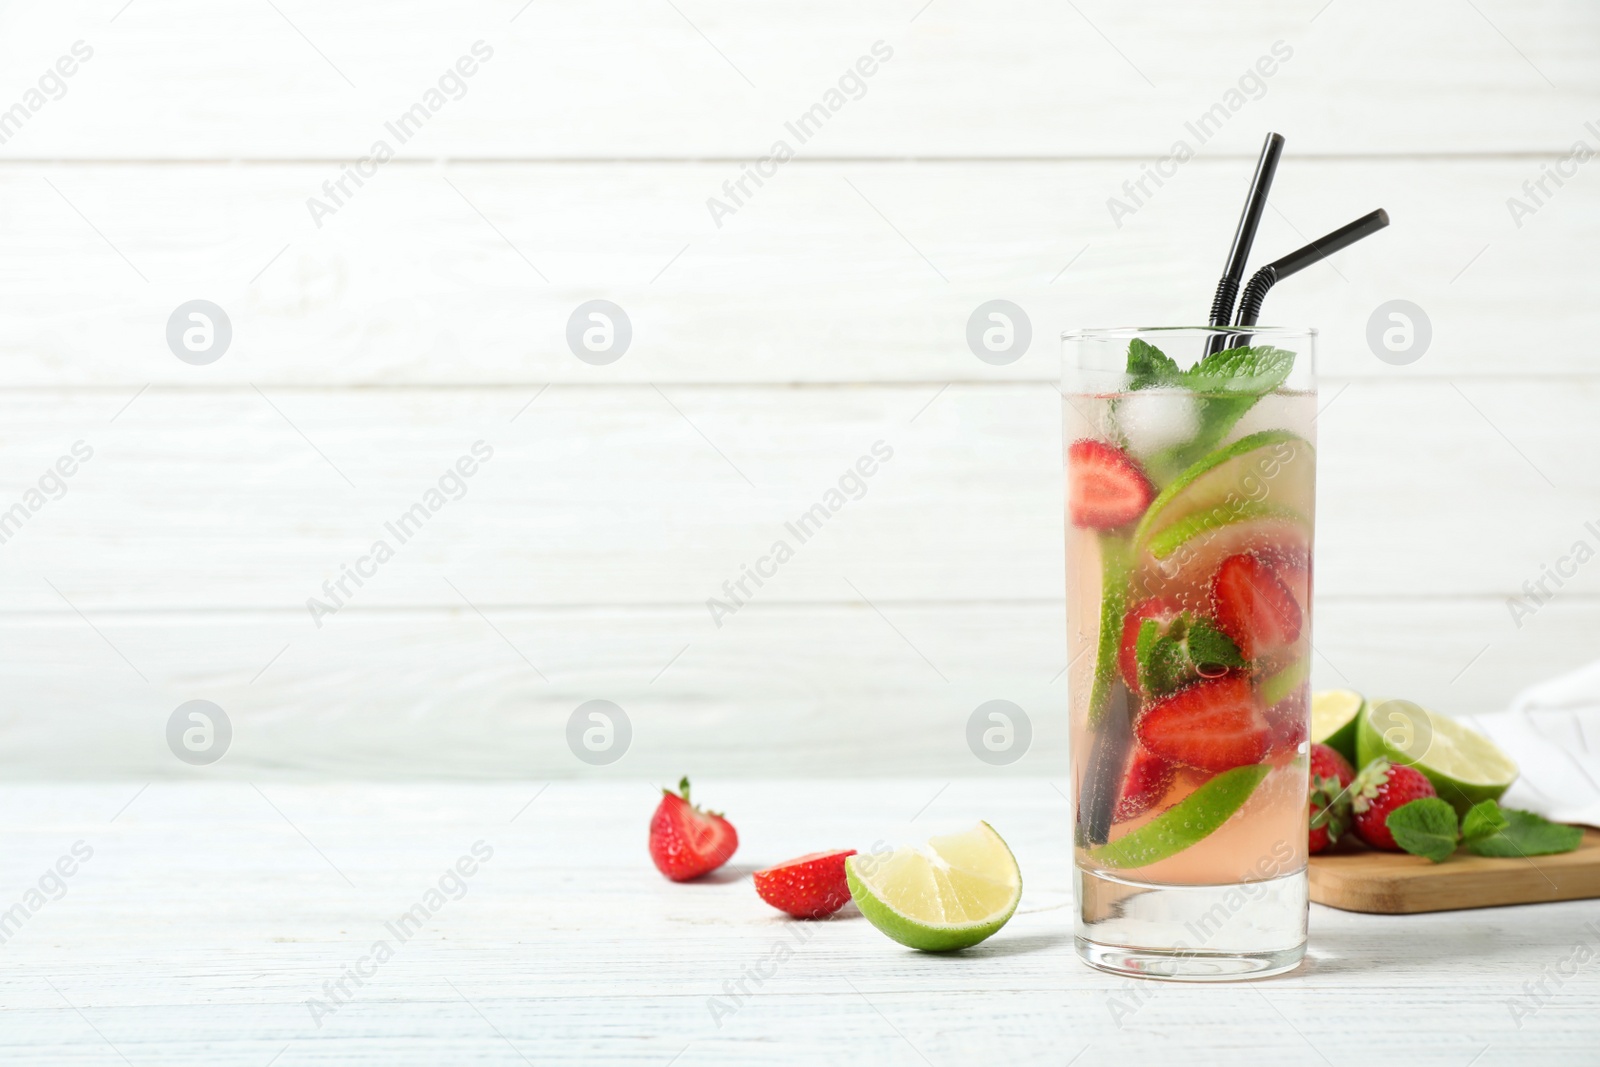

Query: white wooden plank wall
1,0,1597,777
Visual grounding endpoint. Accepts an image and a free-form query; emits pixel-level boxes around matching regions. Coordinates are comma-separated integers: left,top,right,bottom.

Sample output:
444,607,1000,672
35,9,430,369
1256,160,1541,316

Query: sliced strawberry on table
1113,746,1177,823
649,777,739,882
1351,759,1437,851
1135,673,1271,773
1068,439,1154,530
1211,553,1303,660
1117,596,1184,695
1308,743,1356,854
753,849,857,918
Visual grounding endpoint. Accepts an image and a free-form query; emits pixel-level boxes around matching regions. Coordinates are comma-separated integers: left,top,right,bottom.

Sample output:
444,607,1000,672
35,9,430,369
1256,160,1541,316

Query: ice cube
1115,390,1199,460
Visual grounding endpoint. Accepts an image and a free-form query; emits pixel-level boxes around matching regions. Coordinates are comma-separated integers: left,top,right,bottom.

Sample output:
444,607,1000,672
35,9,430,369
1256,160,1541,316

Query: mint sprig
1186,619,1247,670
1120,340,1297,481
1385,797,1584,863
1152,345,1297,474
1133,613,1246,698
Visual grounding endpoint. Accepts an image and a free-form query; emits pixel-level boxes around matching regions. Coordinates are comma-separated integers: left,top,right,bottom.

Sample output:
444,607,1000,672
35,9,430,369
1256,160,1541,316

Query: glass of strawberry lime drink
1064,325,1316,979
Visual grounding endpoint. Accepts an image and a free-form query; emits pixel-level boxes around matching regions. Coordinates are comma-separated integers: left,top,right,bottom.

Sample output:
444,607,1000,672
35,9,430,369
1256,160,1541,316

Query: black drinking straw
1205,132,1285,354
1230,209,1390,333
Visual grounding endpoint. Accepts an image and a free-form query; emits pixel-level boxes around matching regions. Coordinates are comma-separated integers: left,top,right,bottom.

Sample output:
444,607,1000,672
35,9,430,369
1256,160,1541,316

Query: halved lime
1088,764,1270,870
1132,430,1315,549
1310,689,1365,764
1355,698,1519,814
845,822,1021,952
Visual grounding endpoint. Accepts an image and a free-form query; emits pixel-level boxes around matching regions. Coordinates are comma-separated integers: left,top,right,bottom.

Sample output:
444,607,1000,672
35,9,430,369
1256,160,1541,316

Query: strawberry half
1271,552,1312,613
1351,760,1437,851
1308,743,1355,854
649,777,738,881
1135,673,1270,773
753,849,857,918
1266,685,1309,757
1113,746,1177,822
1068,439,1154,530
1117,597,1184,695
1211,553,1303,660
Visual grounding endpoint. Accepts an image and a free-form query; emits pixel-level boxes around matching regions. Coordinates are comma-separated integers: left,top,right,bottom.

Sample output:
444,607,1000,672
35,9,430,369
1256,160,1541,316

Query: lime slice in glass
1145,500,1306,562
1355,697,1519,813
1129,431,1314,604
1087,763,1270,870
1310,689,1365,764
1132,430,1315,548
1262,658,1310,709
845,822,1021,952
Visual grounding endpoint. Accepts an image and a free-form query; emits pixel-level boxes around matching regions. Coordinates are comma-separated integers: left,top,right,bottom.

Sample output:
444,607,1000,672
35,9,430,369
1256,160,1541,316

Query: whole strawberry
649,777,738,881
1307,743,1355,854
754,849,857,918
1351,759,1437,851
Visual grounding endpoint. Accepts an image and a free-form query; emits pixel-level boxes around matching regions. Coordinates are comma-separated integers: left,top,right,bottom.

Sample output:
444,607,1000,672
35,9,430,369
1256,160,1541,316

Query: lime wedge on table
1089,764,1270,870
1132,430,1315,549
845,822,1021,952
1355,698,1519,814
1310,689,1365,763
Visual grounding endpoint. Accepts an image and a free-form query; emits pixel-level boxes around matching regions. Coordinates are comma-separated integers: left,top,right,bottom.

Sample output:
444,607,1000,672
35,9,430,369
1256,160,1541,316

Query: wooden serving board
1309,829,1600,914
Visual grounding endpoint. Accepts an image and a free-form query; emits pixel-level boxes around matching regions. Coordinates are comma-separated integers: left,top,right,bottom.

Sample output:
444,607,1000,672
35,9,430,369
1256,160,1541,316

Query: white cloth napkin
1465,660,1600,829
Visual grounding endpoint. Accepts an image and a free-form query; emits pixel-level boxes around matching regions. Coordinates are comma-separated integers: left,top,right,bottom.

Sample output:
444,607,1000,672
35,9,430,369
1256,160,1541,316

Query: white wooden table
3,779,1596,1065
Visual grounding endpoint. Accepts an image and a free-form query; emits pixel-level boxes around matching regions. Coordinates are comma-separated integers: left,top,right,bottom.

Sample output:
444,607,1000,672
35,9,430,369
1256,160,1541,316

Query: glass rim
1060,325,1318,342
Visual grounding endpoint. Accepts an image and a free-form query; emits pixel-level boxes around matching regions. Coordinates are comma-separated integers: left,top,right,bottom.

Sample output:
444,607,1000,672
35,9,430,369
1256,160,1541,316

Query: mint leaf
1125,338,1183,390
1461,799,1510,843
1184,344,1297,396
1186,619,1247,669
1134,614,1247,698
1386,797,1460,863
1150,344,1297,475
1135,618,1191,697
1465,808,1584,858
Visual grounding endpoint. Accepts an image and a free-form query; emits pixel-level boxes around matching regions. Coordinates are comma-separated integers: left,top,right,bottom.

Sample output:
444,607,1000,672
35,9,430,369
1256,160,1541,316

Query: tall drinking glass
1063,326,1316,980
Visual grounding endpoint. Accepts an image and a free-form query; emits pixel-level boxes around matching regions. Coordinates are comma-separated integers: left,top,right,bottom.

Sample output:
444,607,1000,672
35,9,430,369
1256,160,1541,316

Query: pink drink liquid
1066,388,1315,886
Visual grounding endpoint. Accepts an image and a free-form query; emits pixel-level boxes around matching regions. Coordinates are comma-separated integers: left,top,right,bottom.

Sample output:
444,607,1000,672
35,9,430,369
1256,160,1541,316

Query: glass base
1075,867,1307,982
